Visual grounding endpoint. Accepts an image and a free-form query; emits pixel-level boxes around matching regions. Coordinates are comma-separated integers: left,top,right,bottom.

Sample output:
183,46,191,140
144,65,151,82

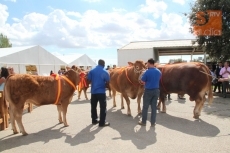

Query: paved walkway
0,92,230,153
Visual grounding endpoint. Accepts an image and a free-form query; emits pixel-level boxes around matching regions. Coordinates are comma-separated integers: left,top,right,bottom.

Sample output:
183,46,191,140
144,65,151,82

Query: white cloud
0,4,9,26
0,2,194,49
160,13,193,39
172,0,185,5
140,0,168,19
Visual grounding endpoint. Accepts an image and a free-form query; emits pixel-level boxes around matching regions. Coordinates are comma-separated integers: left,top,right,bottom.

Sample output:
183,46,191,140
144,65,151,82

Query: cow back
157,62,212,100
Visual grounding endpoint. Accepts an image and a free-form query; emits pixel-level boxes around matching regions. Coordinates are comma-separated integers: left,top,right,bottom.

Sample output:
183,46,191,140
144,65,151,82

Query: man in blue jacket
87,59,110,127
139,58,161,127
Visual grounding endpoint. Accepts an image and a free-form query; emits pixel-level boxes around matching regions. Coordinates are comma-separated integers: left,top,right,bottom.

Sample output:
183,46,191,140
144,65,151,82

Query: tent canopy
55,54,97,67
0,45,66,75
69,54,97,66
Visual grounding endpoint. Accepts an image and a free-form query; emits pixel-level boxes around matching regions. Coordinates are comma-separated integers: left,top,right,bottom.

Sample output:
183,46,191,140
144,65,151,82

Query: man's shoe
138,121,146,126
99,122,110,127
92,120,99,125
168,98,172,100
151,123,156,127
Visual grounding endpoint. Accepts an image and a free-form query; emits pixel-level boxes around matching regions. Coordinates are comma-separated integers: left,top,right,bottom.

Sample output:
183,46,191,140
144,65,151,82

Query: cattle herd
2,61,213,135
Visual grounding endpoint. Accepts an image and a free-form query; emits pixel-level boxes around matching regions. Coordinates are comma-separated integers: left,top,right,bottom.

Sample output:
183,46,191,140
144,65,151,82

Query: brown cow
156,62,213,119
4,69,80,135
109,61,146,115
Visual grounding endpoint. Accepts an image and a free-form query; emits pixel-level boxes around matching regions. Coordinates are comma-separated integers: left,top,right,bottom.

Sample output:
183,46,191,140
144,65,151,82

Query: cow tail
207,78,213,105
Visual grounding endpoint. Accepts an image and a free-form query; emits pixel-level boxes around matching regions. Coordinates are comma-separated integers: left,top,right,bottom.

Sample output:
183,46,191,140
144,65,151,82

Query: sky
0,0,200,65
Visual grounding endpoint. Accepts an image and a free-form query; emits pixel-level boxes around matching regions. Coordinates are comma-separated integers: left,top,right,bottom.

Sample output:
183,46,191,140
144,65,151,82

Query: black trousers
91,94,107,126
213,81,222,92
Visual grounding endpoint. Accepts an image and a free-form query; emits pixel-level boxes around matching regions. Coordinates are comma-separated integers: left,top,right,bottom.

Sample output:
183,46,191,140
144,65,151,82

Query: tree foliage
188,0,230,61
0,33,12,48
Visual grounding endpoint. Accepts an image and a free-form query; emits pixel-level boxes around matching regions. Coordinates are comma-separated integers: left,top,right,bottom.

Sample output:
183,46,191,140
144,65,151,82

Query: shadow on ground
106,108,157,150
0,124,68,152
202,96,230,118
156,112,220,137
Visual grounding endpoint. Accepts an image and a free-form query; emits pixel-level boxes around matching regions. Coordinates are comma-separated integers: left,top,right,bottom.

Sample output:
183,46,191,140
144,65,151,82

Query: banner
193,10,222,36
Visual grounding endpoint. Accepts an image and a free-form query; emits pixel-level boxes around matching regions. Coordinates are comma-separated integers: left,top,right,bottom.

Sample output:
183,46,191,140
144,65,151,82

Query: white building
117,39,204,66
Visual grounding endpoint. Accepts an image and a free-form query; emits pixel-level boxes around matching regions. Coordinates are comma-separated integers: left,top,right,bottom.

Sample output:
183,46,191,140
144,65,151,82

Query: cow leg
120,93,125,109
112,89,117,107
159,93,166,113
198,95,206,116
14,103,28,135
109,88,112,97
78,90,82,99
57,105,63,123
122,94,131,116
61,103,69,127
137,91,143,114
83,88,88,100
194,96,203,119
157,99,161,110
9,104,19,134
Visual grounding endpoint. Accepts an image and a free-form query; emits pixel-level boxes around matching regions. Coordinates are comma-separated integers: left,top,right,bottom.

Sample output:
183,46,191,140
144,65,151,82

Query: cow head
64,69,80,86
128,60,146,74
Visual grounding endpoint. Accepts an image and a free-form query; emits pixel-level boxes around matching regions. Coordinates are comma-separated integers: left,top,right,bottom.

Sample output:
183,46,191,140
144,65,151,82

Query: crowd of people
211,61,230,98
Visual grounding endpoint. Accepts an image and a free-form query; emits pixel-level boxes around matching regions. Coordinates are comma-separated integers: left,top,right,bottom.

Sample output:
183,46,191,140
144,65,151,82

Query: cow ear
128,62,133,66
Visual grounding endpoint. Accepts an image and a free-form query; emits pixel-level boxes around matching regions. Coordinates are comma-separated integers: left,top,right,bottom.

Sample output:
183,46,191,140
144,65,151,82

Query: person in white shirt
219,61,230,98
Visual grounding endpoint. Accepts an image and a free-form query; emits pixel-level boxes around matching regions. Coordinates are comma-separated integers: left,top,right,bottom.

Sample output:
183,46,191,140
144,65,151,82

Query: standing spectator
87,59,110,127
7,67,15,75
106,65,110,70
50,70,54,75
219,61,230,98
139,58,162,127
0,67,10,91
58,70,62,75
213,62,223,93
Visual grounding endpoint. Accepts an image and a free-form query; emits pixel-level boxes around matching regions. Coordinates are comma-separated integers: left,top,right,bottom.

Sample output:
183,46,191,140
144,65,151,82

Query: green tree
0,33,12,48
188,0,230,61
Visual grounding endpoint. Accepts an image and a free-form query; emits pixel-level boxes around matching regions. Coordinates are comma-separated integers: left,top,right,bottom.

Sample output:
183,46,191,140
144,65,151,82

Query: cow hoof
127,114,131,116
22,132,28,136
64,124,69,127
86,98,88,100
157,107,160,110
161,111,166,113
13,131,19,134
121,107,125,109
193,115,199,119
113,105,116,107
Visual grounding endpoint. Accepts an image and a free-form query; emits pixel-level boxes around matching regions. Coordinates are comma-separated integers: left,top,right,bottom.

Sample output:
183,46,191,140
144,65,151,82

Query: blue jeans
141,89,160,124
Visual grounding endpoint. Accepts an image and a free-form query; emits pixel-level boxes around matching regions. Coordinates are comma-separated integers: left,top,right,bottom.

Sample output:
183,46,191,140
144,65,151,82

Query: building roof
0,46,35,57
119,39,197,50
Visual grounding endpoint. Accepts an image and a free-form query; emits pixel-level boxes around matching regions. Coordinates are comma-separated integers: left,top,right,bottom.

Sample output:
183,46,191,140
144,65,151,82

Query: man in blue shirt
87,59,110,127
139,58,161,127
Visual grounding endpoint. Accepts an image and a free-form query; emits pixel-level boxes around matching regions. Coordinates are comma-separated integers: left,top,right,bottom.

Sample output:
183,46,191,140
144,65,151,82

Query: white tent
0,45,66,76
55,53,97,67
69,54,97,67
